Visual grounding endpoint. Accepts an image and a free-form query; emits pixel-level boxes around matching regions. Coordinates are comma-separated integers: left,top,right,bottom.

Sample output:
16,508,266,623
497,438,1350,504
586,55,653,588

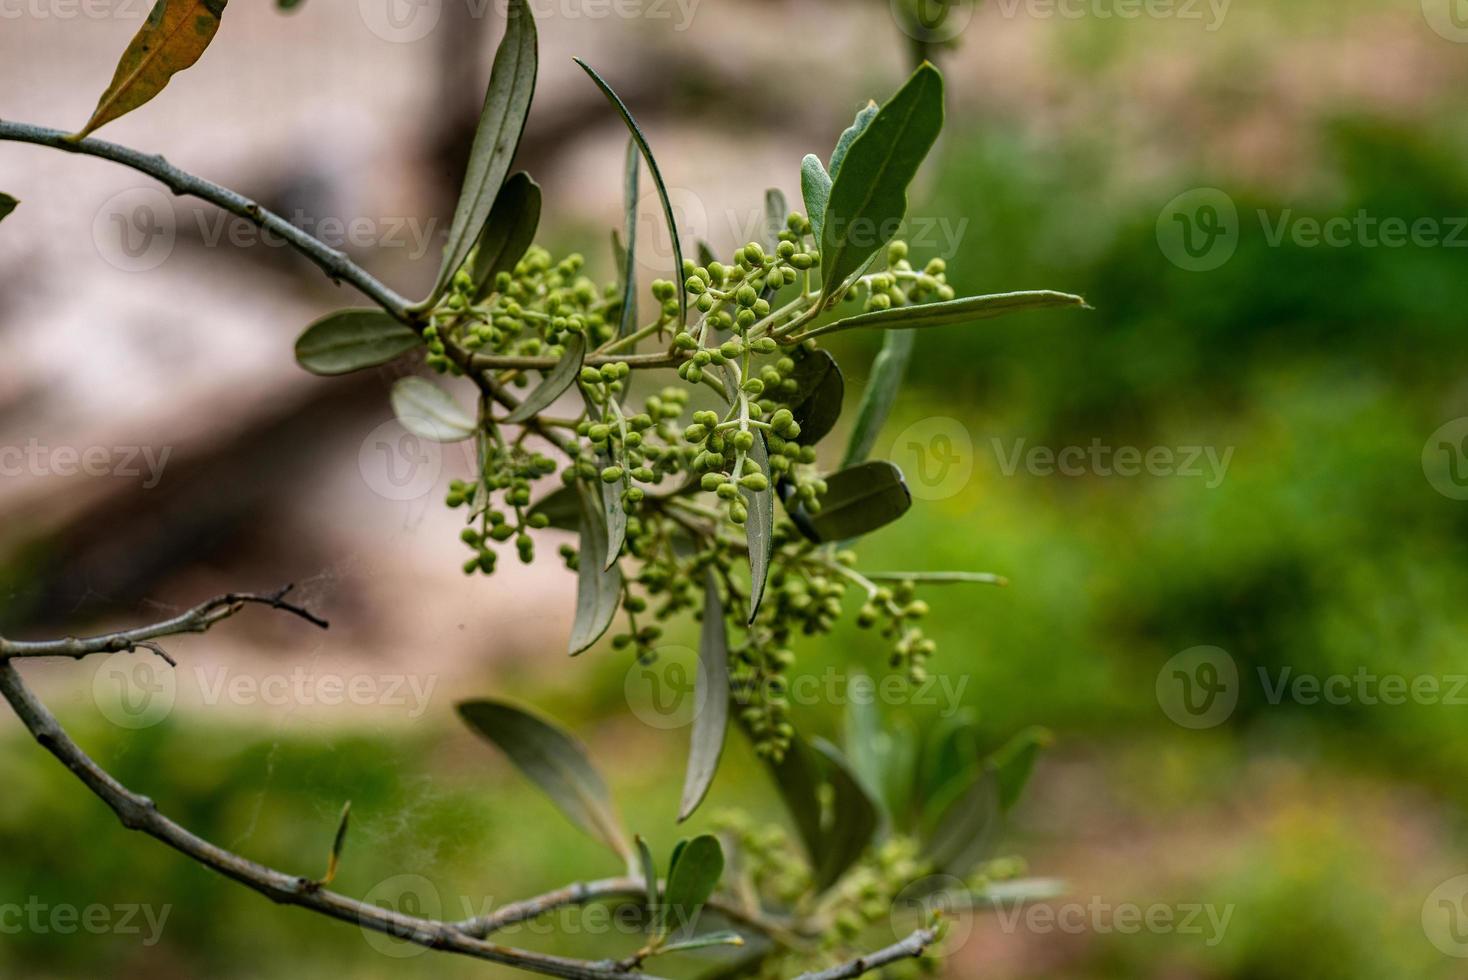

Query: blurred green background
5,0,1468,977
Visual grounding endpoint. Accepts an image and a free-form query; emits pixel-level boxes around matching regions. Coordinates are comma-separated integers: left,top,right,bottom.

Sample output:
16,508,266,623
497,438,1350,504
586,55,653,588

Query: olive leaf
569,480,623,654
865,571,1008,586
764,188,788,254
808,738,881,890
678,574,729,822
841,331,914,468
575,58,686,329
784,349,844,447
618,137,640,337
0,193,17,223
579,396,628,570
471,172,541,300
427,0,537,305
662,834,724,935
528,483,581,531
922,766,1000,876
504,334,585,424
697,240,718,269
990,726,1051,812
75,0,228,139
800,155,831,245
801,290,1090,340
819,64,944,306
657,931,745,955
841,675,889,819
457,699,630,860
390,377,476,443
766,735,879,893
636,835,659,918
294,309,421,376
321,800,351,886
829,101,879,179
786,461,912,543
743,431,774,621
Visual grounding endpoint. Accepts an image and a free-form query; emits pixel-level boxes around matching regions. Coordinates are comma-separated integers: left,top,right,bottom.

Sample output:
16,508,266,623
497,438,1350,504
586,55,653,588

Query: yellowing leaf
76,0,228,139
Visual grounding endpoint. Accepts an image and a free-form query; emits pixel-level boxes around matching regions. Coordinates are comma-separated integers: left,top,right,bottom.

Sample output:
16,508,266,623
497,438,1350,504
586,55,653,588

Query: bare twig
0,661,673,980
0,586,328,661
789,926,941,980
0,120,417,320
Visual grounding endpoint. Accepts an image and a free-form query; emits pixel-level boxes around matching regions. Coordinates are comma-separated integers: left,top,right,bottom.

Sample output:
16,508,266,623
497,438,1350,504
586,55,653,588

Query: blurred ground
5,0,1468,977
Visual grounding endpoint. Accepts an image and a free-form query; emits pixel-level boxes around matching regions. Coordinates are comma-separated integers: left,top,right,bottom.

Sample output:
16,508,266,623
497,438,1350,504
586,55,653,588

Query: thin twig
0,586,328,661
0,662,672,980
0,120,416,320
789,926,941,980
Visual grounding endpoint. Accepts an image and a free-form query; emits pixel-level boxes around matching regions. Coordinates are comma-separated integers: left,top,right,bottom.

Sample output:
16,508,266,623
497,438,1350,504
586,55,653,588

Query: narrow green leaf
841,331,914,468
76,0,228,139
990,726,1051,812
0,193,17,223
808,738,880,890
458,699,630,859
697,240,718,269
277,0,304,10
819,64,945,305
528,483,580,531
428,0,537,304
969,878,1067,908
763,188,787,253
636,835,659,920
786,460,912,543
471,172,541,300
321,800,350,885
580,394,628,570
504,334,584,423
800,154,831,246
922,766,1000,876
679,575,729,822
765,738,825,867
575,58,686,328
390,377,476,443
569,480,623,655
743,431,774,621
829,100,878,180
662,834,724,934
784,349,844,447
803,290,1089,340
657,931,746,955
842,674,888,818
294,309,421,376
918,713,980,807
865,571,1008,586
618,137,640,337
